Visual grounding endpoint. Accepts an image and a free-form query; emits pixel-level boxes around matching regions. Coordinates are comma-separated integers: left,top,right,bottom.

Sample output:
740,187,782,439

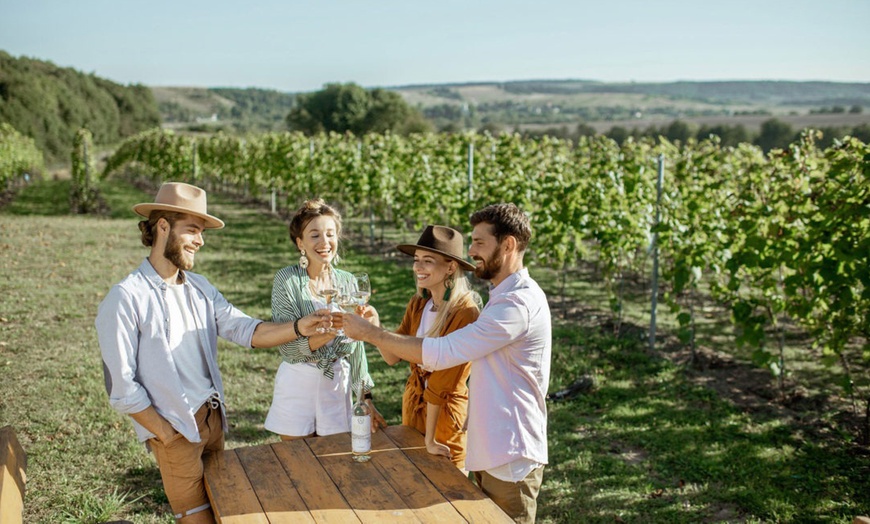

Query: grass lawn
1,177,867,523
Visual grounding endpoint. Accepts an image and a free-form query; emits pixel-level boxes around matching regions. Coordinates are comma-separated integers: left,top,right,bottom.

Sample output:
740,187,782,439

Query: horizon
5,55,870,94
2,1,869,92
5,55,867,94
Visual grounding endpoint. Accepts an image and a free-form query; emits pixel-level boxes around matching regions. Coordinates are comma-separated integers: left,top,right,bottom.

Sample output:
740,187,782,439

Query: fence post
467,142,474,202
649,154,665,352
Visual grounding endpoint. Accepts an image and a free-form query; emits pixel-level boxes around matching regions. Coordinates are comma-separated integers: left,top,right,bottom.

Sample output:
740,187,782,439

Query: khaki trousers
474,465,545,524
149,403,224,520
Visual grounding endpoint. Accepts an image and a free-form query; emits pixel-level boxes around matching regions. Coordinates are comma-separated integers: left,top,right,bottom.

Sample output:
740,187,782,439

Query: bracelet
364,391,373,400
293,318,304,338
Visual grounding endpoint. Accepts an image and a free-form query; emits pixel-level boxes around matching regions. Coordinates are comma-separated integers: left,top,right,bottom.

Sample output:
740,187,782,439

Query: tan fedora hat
133,182,225,229
397,225,475,271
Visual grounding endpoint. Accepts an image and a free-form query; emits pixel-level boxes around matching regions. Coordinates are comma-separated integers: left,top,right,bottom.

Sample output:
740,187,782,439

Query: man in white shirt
97,182,329,524
343,203,552,523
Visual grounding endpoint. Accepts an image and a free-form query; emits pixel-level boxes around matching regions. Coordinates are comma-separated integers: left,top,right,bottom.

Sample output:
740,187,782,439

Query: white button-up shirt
96,258,262,443
422,268,551,472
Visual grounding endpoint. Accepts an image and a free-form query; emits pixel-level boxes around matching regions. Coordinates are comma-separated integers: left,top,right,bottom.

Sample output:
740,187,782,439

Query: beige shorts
265,359,352,437
148,402,224,520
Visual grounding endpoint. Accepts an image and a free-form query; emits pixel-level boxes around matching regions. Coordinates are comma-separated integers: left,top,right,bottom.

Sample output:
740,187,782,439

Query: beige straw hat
133,182,225,229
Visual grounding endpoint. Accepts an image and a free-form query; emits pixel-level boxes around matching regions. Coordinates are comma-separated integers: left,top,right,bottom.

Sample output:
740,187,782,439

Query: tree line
283,84,870,153
286,82,431,135
520,119,870,152
0,51,161,163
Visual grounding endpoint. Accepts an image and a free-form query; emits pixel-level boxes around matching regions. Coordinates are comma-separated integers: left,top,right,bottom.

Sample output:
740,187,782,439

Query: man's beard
473,249,502,281
164,231,194,270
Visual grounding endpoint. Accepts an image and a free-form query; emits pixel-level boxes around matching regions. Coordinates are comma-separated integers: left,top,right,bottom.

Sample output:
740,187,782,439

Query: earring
299,249,309,269
443,274,454,302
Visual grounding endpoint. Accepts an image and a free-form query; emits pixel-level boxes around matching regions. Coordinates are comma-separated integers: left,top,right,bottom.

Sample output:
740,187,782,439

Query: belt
206,392,222,410
195,394,222,418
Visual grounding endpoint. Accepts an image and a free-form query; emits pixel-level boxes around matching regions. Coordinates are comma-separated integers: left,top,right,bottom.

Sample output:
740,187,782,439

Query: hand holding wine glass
312,273,339,334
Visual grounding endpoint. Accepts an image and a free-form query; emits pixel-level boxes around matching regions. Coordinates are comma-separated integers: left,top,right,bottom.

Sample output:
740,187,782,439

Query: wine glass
335,279,359,342
353,273,371,307
312,273,339,334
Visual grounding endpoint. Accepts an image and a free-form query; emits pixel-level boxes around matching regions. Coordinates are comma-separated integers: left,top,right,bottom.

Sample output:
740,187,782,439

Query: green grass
1,178,868,523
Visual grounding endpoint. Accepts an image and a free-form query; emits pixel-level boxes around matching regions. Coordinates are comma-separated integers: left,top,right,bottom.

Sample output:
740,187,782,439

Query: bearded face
164,229,195,270
473,243,503,281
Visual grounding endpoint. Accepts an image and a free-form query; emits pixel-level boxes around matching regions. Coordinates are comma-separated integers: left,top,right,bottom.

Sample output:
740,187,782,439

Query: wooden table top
204,424,513,523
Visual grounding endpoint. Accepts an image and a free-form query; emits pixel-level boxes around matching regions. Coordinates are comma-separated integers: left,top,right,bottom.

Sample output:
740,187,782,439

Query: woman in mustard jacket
389,225,481,469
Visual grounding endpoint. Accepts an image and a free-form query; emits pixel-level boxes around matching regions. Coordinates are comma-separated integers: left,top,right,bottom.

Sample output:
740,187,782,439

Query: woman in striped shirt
264,199,385,439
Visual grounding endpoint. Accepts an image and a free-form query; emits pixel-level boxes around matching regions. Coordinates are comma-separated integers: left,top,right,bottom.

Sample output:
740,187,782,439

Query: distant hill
0,51,161,162
393,79,870,107
152,80,870,136
5,47,867,165
482,79,869,105
390,79,870,132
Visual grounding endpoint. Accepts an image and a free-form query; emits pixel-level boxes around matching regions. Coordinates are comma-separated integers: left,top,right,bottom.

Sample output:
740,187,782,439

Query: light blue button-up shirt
96,258,262,443
422,268,552,472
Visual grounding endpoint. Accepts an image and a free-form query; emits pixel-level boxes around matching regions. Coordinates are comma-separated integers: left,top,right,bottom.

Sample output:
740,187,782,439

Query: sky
1,0,869,93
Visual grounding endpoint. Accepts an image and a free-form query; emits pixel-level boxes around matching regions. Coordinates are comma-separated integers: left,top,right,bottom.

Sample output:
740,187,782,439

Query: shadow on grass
226,407,273,444
541,330,870,523
116,464,170,517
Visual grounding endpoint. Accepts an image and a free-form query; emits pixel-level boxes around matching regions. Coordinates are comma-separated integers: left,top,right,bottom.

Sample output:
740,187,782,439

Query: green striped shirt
271,264,373,394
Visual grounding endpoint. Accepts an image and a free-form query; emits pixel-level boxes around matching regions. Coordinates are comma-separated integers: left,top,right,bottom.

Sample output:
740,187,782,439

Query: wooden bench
0,426,27,524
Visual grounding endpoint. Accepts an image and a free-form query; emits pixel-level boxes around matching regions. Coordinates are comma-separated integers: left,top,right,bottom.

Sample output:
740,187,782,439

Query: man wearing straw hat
96,182,330,524
344,203,552,524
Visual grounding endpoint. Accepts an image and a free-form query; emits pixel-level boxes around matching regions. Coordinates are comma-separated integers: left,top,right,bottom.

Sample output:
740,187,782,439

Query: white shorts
264,359,351,437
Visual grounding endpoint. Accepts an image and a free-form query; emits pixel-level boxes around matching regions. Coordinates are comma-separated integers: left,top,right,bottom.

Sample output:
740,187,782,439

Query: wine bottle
351,383,371,462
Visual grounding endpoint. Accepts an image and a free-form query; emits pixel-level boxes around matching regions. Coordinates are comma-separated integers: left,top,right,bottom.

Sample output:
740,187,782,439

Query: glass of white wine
335,279,358,342
353,273,371,308
312,273,340,334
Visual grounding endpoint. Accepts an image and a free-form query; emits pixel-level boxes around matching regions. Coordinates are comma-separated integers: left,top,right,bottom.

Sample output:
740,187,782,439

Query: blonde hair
417,264,482,337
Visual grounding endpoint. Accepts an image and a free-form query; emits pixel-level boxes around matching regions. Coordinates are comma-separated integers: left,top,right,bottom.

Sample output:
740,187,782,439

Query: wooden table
204,425,513,523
